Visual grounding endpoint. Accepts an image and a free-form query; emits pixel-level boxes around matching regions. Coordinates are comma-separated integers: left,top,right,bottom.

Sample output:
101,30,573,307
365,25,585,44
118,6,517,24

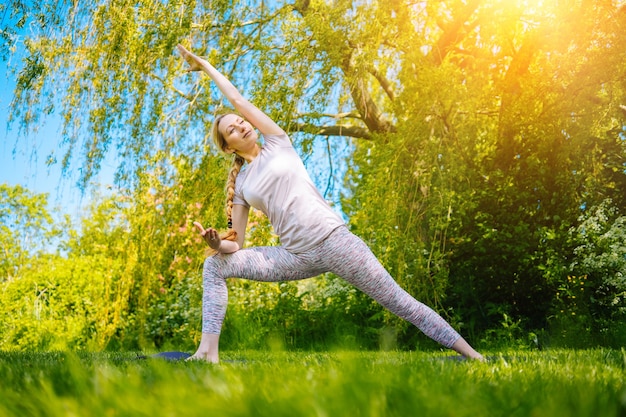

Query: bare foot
186,351,219,363
451,337,485,361
467,352,486,362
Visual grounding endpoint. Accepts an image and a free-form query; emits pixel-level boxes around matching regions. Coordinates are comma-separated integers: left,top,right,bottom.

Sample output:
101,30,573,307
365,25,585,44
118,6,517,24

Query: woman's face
218,114,258,154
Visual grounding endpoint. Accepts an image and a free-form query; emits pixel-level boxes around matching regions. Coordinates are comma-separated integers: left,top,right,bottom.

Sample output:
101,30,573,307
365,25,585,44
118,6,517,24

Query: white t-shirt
233,133,344,253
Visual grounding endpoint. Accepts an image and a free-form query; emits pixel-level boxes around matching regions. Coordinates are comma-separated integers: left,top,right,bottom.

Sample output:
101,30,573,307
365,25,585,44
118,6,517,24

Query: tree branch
292,0,395,136
323,136,334,198
496,29,542,169
150,73,193,101
193,5,290,32
297,111,362,120
291,123,372,140
431,0,482,65
367,65,395,102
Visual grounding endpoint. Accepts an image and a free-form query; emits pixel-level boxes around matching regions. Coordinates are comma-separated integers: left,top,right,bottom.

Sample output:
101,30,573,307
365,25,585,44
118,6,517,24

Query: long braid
225,154,245,229
204,155,244,256
207,113,246,254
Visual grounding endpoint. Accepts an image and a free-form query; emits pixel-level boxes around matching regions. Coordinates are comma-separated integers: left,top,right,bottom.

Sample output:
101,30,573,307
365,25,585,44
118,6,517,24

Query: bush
549,200,626,346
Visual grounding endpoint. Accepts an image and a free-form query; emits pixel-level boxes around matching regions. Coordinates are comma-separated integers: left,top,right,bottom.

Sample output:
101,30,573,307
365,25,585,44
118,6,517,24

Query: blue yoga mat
149,351,192,361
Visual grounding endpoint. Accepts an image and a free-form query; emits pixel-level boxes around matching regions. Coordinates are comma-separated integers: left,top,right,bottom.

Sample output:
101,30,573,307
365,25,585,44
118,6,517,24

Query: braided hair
211,114,245,245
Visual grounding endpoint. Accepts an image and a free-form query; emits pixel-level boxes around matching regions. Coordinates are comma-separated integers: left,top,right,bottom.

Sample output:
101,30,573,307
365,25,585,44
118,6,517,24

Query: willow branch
368,65,396,102
291,123,372,140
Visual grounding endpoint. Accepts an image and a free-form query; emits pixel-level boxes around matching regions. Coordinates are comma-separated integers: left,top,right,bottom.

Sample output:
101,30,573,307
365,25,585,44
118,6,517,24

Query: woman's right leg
317,227,483,359
191,246,326,362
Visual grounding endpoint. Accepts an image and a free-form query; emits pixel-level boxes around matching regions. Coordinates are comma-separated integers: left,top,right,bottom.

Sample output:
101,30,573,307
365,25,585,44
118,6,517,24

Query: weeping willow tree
4,0,626,348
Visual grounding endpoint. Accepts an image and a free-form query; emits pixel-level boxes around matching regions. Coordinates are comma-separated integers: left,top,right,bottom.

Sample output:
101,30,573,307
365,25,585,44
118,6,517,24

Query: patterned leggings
201,225,461,348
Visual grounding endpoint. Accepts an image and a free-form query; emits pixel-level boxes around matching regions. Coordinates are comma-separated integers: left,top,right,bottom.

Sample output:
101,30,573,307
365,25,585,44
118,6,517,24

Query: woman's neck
237,143,261,164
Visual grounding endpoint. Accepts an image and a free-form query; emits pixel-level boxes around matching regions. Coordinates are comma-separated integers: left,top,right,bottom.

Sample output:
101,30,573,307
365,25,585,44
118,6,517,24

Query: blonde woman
177,44,483,363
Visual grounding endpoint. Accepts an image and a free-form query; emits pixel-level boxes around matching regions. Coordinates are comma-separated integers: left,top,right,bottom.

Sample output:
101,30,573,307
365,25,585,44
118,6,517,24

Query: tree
5,0,626,347
0,184,60,280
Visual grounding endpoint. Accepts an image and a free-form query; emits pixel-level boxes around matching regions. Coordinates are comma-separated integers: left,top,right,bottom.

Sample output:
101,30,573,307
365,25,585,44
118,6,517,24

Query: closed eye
228,119,244,134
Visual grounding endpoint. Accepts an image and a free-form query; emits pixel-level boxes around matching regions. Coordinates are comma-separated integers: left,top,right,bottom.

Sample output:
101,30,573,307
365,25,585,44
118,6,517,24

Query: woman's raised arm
177,44,284,137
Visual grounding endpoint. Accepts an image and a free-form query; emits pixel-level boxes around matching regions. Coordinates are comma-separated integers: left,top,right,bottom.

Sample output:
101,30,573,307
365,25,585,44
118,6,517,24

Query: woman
177,44,484,362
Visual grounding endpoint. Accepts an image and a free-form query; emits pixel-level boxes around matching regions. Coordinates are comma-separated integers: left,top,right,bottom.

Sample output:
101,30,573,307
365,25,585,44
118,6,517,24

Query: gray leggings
201,225,461,348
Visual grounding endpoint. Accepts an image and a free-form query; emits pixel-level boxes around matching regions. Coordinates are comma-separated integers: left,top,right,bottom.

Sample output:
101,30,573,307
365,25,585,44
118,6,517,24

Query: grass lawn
0,349,624,416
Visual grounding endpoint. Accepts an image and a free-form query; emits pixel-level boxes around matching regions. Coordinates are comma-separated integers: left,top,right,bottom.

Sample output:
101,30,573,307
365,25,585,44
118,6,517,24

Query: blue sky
0,4,114,220
0,57,115,219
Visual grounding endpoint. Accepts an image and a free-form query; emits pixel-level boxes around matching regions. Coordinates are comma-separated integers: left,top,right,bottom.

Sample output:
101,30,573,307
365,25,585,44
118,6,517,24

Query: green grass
0,349,624,417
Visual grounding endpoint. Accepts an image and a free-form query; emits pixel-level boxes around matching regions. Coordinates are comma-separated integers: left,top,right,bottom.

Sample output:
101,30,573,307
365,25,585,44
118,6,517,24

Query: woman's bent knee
204,254,223,269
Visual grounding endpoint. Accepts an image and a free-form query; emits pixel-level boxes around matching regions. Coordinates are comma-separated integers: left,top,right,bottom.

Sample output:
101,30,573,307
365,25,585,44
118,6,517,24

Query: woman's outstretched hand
177,44,205,72
193,221,221,251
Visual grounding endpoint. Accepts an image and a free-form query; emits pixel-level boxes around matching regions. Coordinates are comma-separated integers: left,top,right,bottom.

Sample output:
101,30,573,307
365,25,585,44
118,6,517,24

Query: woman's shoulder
262,132,292,148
